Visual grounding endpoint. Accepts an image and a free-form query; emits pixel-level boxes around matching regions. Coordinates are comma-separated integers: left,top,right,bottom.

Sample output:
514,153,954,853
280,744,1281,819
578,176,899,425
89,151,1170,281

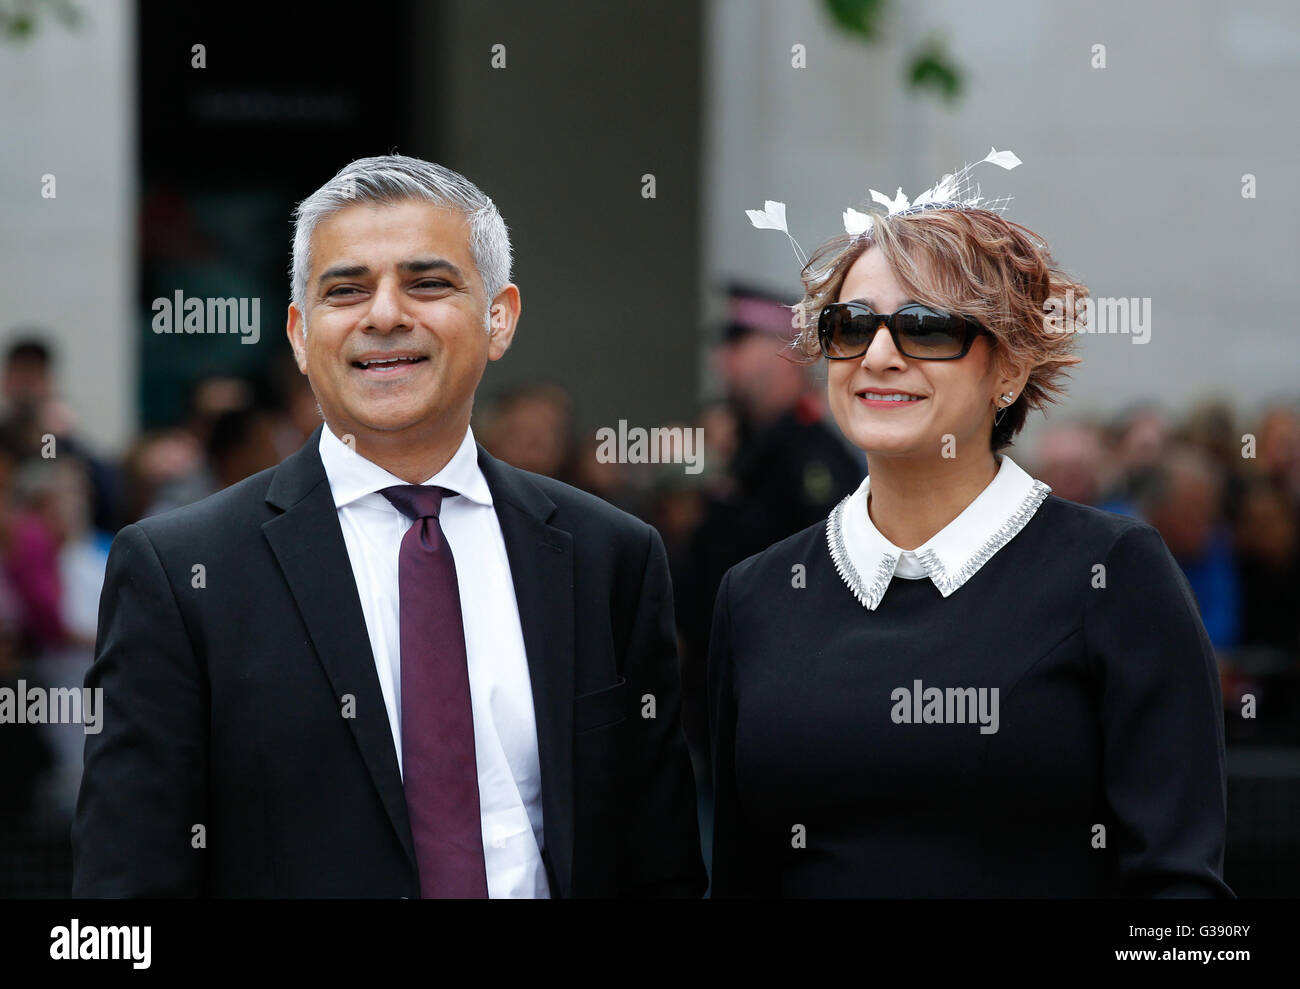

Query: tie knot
381,484,451,521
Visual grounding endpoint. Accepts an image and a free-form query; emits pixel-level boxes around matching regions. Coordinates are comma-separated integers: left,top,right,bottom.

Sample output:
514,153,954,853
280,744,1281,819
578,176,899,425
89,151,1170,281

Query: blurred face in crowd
1117,410,1169,469
286,199,519,451
826,246,1010,461
716,333,807,424
485,393,572,477
1259,407,1300,473
1236,485,1297,568
1148,469,1218,558
1035,424,1105,505
3,354,52,408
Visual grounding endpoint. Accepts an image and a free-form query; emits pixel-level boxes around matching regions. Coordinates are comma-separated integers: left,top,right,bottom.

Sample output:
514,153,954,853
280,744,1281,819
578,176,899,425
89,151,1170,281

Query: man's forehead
313,200,472,253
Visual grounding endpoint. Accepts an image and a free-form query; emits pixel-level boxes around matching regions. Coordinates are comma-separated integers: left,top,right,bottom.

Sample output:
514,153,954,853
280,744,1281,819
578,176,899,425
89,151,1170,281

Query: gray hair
290,154,512,328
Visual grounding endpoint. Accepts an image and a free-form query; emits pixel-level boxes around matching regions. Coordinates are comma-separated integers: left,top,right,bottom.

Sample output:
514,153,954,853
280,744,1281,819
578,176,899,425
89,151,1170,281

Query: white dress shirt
827,454,1053,610
318,422,550,898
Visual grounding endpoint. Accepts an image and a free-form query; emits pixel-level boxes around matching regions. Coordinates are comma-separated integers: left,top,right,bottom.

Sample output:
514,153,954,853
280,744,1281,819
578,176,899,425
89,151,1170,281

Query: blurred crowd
2,288,1299,893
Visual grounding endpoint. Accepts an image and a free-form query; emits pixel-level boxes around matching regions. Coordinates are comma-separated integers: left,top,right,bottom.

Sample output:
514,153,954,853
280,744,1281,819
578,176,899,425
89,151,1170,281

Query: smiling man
73,155,706,898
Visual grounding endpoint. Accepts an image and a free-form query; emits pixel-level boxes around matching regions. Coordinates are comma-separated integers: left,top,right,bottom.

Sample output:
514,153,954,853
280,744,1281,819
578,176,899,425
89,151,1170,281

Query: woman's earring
993,391,1014,427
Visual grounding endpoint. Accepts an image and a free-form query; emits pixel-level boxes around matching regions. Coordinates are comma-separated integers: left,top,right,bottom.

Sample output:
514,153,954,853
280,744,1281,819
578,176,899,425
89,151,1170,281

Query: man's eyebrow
399,258,464,279
318,263,369,285
317,258,465,286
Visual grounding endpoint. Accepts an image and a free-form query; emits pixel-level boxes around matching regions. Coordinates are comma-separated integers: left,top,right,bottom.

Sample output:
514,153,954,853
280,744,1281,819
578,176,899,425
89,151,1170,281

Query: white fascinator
746,147,1022,268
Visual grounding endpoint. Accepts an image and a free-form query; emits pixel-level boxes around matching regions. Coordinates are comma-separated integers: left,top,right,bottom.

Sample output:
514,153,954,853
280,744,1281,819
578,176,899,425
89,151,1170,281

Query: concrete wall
0,1,136,455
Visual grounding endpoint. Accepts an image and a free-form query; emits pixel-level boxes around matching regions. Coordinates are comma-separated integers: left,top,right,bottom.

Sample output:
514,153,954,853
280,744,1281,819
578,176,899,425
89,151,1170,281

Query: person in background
144,380,283,516
567,430,639,517
1097,403,1170,514
1252,403,1300,502
12,457,109,817
479,383,576,482
2,456,66,653
1179,399,1246,523
1,336,120,534
1030,421,1110,508
1138,444,1241,651
1232,478,1300,660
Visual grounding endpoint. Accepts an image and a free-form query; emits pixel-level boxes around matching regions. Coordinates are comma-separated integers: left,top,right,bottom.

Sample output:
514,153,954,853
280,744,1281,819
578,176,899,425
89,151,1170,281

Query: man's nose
365,277,409,332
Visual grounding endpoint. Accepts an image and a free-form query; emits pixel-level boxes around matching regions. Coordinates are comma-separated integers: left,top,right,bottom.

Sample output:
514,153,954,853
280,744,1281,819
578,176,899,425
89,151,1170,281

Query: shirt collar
317,422,493,511
826,454,1051,610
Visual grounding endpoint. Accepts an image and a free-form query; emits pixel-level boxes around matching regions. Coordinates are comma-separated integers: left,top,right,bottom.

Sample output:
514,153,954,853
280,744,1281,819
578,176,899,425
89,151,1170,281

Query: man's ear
286,305,309,373
487,284,522,362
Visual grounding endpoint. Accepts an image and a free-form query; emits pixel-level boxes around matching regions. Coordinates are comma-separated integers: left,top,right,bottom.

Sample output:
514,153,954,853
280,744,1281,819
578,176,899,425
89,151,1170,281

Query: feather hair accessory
746,147,1023,268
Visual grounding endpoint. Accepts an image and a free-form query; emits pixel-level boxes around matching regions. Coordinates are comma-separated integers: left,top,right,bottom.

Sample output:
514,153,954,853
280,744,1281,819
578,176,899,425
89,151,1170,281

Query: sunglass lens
895,310,968,358
822,306,875,357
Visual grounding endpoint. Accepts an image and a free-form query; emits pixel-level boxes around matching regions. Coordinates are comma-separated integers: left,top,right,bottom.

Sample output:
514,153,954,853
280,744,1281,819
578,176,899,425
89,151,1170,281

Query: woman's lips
856,392,927,408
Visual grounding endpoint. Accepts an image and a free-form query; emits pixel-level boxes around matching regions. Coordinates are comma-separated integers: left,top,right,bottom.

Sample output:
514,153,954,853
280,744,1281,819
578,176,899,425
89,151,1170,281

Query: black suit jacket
72,425,706,898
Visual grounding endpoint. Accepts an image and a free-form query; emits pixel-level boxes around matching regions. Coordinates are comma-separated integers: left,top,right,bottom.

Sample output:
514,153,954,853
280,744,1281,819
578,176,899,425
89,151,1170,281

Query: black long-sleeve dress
708,457,1233,897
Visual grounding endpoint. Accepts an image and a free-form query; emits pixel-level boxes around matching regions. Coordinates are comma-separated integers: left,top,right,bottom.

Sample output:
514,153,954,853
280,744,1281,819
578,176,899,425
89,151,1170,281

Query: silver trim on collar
826,479,1052,609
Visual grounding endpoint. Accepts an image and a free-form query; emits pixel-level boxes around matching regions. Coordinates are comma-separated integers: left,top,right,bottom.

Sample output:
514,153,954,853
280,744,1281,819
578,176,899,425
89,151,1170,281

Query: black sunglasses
818,301,989,361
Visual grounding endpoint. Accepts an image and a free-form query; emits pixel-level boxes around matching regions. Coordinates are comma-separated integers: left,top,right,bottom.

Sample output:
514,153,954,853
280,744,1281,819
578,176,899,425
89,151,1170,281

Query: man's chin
333,408,447,438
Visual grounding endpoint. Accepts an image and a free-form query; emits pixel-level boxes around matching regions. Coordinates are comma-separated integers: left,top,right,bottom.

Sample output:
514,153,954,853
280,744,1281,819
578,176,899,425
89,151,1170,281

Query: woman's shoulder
1030,493,1159,556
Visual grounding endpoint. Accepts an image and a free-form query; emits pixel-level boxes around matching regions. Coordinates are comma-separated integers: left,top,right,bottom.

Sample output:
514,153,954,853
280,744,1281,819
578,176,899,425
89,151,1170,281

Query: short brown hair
790,208,1087,451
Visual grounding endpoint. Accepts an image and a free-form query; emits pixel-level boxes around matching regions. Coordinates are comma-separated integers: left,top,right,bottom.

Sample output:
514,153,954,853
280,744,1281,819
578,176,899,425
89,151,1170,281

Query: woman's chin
845,423,927,457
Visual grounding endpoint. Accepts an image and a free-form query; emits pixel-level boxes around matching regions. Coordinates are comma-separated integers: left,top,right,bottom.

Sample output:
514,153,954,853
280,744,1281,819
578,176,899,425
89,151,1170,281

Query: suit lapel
261,425,418,875
477,446,577,899
257,429,577,896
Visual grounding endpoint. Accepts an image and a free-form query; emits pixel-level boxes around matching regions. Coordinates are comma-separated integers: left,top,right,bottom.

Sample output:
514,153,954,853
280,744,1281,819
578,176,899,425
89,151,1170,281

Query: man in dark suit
72,155,705,898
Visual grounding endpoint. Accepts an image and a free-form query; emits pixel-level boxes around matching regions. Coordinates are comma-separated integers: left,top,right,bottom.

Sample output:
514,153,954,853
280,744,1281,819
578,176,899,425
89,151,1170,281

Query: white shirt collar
827,454,1051,610
317,422,493,511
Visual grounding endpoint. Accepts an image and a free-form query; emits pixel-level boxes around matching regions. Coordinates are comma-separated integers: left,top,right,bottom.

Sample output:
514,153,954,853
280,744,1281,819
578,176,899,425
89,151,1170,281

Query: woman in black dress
711,172,1232,897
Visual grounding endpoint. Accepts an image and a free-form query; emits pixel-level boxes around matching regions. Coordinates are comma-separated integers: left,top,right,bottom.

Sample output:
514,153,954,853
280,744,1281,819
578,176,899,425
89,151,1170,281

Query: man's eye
415,280,450,289
327,286,358,297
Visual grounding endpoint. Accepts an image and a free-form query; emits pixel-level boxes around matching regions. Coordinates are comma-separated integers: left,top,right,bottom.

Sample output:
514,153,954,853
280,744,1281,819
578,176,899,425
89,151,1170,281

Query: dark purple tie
380,484,488,899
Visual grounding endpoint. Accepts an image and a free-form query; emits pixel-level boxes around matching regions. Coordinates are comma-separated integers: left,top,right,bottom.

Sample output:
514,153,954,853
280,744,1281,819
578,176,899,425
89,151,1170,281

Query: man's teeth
866,393,922,402
359,356,421,367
